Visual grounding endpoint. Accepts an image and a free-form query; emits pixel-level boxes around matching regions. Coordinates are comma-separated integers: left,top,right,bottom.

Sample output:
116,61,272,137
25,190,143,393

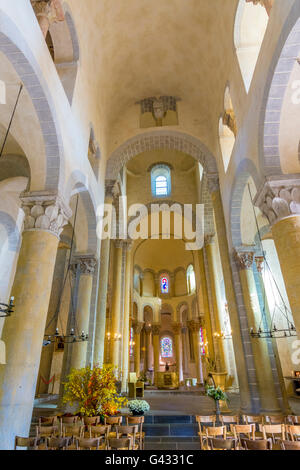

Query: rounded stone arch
176,301,189,323
105,130,218,182
160,303,174,320
0,11,63,191
142,269,156,297
66,174,98,255
259,6,300,175
230,159,265,248
143,304,154,324
46,2,80,104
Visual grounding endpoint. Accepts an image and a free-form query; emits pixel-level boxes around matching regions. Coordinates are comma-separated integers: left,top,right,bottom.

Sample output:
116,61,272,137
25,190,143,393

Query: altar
157,372,179,390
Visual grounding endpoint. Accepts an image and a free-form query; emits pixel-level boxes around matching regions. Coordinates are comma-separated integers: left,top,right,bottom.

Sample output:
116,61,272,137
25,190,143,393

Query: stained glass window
160,275,169,294
199,327,205,355
151,164,171,197
129,327,134,356
161,337,173,358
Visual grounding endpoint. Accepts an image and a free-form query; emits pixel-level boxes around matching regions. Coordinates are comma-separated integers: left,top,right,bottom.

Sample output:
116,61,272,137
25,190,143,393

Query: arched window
234,1,269,93
160,274,169,294
151,164,171,197
187,265,196,294
160,337,173,358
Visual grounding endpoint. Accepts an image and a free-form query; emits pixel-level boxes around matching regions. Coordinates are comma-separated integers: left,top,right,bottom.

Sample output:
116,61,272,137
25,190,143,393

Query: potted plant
62,364,127,420
205,384,228,423
128,399,150,416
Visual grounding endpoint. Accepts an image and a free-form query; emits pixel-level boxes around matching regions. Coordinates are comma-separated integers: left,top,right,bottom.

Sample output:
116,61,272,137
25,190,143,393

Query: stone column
133,321,144,377
31,0,65,38
208,175,252,413
197,248,215,360
121,241,133,392
254,177,300,335
37,243,69,395
255,256,291,413
172,322,183,384
235,250,281,413
0,191,70,450
204,235,226,372
187,320,204,385
152,323,161,386
110,241,123,370
182,326,189,375
68,255,96,371
145,325,152,372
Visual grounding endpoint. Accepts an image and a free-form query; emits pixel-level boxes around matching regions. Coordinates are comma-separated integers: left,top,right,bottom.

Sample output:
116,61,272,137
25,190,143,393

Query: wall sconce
0,297,14,318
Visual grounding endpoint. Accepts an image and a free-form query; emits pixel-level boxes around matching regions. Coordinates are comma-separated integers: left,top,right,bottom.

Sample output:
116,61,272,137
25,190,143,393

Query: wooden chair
220,415,239,438
260,424,285,444
241,438,272,450
60,416,79,426
207,437,235,450
104,416,123,438
62,424,84,448
75,437,100,450
126,415,145,450
107,438,132,450
286,415,300,425
38,416,58,427
14,436,38,450
202,426,227,450
116,425,139,450
45,437,71,450
286,425,300,441
242,415,263,425
195,415,216,449
230,424,255,449
36,425,60,440
88,425,110,449
280,440,300,450
265,415,286,425
83,416,100,427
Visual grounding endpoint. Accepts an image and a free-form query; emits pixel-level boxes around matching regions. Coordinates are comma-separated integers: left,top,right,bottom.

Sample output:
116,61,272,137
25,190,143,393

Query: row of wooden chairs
15,435,135,450
196,415,300,449
205,437,300,451
196,414,300,427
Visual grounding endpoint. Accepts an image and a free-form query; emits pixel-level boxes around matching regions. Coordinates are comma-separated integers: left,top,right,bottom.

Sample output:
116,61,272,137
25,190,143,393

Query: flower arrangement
62,364,127,417
128,400,150,415
205,385,228,402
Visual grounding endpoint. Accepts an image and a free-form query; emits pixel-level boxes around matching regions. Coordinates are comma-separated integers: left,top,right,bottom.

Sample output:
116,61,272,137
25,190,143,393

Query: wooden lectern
128,373,144,399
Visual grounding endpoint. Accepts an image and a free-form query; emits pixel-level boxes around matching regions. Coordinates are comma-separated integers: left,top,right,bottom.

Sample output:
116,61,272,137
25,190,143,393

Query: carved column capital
254,176,300,226
235,250,254,270
187,319,203,333
207,174,220,194
123,239,133,252
72,254,97,275
21,191,71,239
151,323,161,336
172,322,183,335
132,321,144,335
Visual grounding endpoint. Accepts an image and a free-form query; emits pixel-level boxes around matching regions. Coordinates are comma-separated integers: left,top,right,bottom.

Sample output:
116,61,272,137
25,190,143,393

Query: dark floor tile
144,425,170,436
176,443,201,450
169,424,198,437
154,415,192,424
144,443,178,450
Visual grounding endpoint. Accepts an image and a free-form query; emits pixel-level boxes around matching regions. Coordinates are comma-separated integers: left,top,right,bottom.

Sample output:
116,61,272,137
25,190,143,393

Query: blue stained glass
161,337,173,358
160,276,169,293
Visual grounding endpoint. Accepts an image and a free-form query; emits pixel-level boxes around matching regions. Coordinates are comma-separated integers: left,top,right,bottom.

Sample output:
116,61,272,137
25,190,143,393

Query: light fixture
43,195,88,347
250,324,297,339
0,296,14,318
